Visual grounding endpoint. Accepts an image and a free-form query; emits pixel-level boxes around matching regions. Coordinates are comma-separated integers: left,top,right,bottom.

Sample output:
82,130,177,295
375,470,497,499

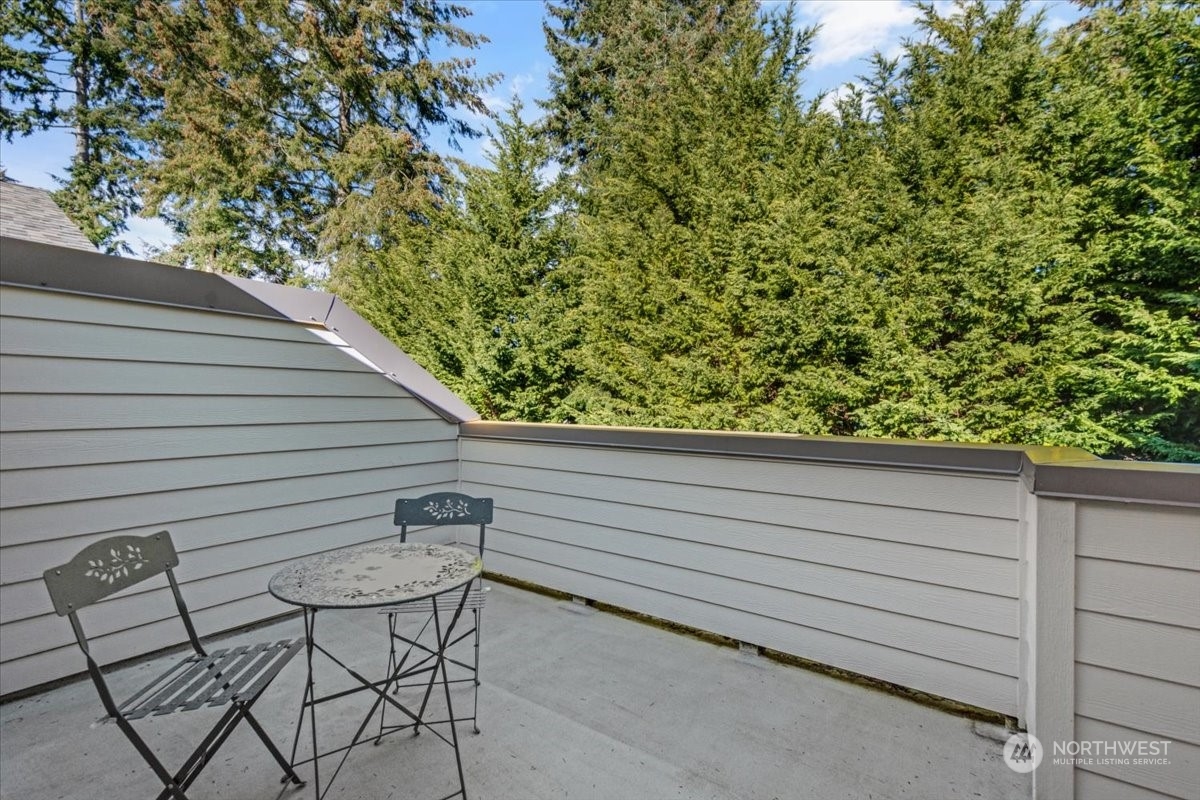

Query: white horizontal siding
0,285,458,696
1076,503,1200,570
0,354,412,397
1073,717,1199,800
0,419,453,470
0,462,449,548
0,440,453,507
461,436,1022,715
0,315,367,371
1076,559,1199,629
1075,764,1191,800
1074,501,1200,800
0,394,434,430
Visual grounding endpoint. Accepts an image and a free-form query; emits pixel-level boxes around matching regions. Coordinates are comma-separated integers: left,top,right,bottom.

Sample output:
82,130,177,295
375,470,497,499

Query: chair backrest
43,531,202,717
44,531,179,617
394,492,493,554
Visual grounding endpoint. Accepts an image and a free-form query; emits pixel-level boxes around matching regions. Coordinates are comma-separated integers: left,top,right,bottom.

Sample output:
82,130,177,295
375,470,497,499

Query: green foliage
562,0,831,430
1,0,144,251
334,100,577,420
372,0,1195,461
1039,0,1200,459
4,0,1194,460
134,0,494,280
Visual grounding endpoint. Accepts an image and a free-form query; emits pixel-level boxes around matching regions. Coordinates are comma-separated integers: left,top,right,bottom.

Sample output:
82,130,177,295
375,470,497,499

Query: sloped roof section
226,275,479,423
0,236,478,422
0,182,96,252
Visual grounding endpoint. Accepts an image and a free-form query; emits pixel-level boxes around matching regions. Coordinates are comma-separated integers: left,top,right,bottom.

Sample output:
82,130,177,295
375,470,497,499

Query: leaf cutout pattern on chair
84,544,148,584
424,498,471,519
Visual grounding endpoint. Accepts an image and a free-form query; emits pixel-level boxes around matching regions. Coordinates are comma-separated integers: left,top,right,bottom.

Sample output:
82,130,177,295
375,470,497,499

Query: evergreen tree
136,0,494,281
834,0,1197,460
335,100,577,420
1039,0,1200,459
0,0,144,251
844,0,1077,445
566,1,831,429
541,0,741,170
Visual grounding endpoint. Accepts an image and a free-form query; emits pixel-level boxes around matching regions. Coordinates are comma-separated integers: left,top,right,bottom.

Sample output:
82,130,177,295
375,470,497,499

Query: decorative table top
268,543,481,609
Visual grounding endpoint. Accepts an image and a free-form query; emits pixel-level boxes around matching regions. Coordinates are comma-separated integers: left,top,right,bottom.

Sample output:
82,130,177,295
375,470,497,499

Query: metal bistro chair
43,531,305,800
377,492,492,738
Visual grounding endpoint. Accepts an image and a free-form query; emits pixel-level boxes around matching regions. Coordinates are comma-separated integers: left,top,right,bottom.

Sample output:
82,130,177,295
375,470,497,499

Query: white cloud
800,0,920,69
509,71,535,99
817,83,853,115
475,71,541,123
119,215,176,260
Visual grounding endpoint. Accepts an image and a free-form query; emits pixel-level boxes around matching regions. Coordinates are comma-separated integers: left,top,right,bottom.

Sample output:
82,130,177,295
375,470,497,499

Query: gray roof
0,182,96,252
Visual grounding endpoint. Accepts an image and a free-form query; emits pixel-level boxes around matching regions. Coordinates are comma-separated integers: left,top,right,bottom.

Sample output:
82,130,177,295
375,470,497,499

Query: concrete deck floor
0,582,1028,800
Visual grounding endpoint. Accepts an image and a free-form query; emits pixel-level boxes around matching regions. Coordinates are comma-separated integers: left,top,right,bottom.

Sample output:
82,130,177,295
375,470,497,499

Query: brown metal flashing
321,297,478,423
221,273,337,325
459,420,1097,476
227,277,477,423
1,237,289,319
461,421,1200,506
0,237,479,423
1030,460,1200,508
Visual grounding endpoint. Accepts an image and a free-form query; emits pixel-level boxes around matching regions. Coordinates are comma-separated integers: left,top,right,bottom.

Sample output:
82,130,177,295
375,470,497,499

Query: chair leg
114,715,190,800
472,607,482,735
153,704,243,800
242,705,305,786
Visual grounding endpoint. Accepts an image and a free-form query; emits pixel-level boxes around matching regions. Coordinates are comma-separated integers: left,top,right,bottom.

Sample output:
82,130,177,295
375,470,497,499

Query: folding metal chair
377,492,492,737
43,531,305,800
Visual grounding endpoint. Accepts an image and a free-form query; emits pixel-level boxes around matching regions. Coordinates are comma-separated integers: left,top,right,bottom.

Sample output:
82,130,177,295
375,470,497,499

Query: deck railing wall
460,421,1199,800
1022,487,1200,800
460,423,1055,716
1070,500,1198,800
0,278,460,696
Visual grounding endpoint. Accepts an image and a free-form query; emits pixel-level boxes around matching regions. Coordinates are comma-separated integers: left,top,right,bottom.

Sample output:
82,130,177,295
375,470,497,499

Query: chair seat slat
376,587,487,615
204,640,292,708
125,649,237,720
114,657,196,717
227,640,305,706
180,642,272,714
147,647,247,716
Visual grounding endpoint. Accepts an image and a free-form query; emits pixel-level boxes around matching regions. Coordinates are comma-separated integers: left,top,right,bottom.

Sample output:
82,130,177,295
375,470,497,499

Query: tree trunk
73,0,91,166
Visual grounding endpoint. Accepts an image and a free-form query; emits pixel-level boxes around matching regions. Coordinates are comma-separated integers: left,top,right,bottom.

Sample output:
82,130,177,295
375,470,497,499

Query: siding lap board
0,355,417,398
1,394,437,431
461,436,1022,715
0,462,455,548
0,286,457,696
1073,500,1200,800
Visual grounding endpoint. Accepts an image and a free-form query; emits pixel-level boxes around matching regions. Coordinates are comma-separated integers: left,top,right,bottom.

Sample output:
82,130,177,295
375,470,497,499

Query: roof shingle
0,182,97,252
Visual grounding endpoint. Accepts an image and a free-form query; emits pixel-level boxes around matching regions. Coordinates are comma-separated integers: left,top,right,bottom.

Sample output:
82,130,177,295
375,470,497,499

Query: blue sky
1,0,1080,255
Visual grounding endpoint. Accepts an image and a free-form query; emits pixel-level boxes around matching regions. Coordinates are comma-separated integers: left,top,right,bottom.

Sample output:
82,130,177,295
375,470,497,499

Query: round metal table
269,542,482,800
269,542,480,610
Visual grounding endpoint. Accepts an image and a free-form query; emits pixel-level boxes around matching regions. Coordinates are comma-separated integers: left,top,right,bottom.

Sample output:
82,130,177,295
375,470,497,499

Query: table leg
288,585,474,800
305,608,321,800
433,586,471,800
